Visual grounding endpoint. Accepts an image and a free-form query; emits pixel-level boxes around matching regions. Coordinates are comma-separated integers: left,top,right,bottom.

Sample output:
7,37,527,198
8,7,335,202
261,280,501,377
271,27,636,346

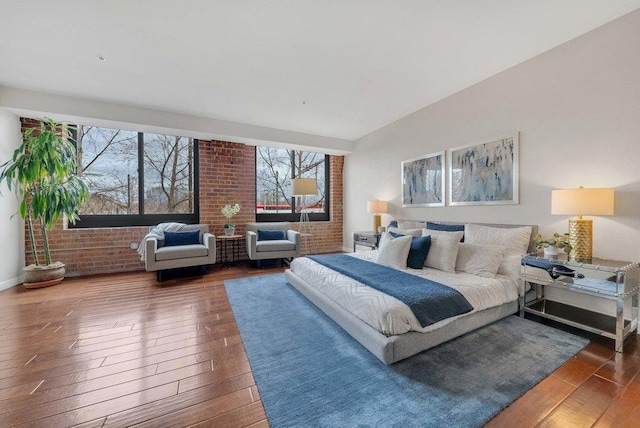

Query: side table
353,231,381,252
520,254,640,352
217,234,242,266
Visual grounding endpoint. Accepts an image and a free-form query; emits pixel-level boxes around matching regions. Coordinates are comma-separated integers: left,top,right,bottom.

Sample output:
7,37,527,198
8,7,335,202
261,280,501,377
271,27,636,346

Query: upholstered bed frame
284,221,538,365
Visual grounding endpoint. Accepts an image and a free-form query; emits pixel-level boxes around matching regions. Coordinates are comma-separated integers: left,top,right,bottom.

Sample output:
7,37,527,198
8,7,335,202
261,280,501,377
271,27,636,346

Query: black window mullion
138,132,145,215
290,150,296,214
323,157,330,218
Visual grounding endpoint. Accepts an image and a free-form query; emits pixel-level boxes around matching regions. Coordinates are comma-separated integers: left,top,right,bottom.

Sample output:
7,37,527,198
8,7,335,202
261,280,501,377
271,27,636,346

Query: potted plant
533,233,572,258
0,118,89,288
221,203,240,236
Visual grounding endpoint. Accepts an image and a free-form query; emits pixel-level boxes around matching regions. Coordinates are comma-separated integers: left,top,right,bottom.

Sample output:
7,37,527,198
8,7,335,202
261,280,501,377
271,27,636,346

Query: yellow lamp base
372,214,381,233
569,218,593,263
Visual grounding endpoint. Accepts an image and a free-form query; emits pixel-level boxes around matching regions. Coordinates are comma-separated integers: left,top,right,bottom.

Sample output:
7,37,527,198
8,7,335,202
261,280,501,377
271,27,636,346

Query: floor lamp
292,177,317,255
551,187,614,263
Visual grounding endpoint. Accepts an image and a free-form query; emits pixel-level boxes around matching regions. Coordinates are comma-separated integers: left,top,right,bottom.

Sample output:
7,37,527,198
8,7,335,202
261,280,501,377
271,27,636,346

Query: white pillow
388,226,422,237
500,253,525,282
376,233,412,269
464,224,532,254
464,224,532,278
421,232,460,273
421,229,464,242
397,220,426,230
455,243,504,278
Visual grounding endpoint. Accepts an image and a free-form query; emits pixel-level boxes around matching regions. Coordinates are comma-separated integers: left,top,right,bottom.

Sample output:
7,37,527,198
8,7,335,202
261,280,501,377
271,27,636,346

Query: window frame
255,148,330,223
70,128,200,228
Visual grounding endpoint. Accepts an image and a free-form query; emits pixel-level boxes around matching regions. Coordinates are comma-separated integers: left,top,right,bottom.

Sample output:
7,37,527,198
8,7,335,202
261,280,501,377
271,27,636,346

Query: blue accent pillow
388,221,398,228
427,222,465,242
258,230,285,241
389,231,432,269
164,230,200,247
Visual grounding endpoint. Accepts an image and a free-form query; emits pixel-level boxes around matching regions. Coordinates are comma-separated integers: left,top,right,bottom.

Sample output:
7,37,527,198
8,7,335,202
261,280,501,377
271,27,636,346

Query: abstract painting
448,133,519,205
402,151,445,207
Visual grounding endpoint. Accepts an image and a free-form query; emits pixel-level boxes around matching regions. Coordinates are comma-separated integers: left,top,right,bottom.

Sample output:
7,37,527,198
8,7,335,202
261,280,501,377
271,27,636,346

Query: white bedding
289,251,519,336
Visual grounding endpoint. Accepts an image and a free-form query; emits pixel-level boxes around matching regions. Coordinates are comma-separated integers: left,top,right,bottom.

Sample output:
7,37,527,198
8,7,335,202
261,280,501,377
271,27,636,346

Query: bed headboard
388,220,539,254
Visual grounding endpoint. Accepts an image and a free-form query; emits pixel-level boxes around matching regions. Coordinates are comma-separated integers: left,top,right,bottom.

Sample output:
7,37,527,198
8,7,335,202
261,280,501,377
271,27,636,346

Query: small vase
543,246,558,258
224,227,235,236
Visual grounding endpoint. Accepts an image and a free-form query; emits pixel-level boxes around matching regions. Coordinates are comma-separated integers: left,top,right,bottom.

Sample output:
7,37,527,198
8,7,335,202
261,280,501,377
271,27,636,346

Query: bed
284,221,538,364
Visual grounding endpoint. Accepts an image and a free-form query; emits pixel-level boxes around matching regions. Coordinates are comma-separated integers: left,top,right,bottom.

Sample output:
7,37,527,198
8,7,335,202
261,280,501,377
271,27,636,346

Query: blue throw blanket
307,254,473,327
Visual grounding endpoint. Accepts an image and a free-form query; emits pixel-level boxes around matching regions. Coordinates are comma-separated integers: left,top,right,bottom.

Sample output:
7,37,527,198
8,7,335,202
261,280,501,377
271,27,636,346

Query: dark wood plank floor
1,263,639,427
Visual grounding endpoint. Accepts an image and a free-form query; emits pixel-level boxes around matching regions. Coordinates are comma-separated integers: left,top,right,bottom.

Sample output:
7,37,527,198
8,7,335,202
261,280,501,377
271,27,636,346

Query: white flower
221,203,240,228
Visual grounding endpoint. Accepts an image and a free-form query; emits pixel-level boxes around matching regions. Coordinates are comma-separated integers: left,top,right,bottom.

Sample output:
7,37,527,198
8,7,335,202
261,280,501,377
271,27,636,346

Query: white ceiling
1,1,639,142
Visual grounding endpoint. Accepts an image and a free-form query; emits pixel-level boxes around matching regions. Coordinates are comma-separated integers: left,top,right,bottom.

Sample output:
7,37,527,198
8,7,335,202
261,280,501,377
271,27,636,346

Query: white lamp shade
367,200,388,214
551,187,614,216
291,178,317,196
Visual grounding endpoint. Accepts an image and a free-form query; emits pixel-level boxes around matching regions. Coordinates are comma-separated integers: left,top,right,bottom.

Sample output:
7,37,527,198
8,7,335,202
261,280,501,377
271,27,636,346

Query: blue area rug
225,274,588,427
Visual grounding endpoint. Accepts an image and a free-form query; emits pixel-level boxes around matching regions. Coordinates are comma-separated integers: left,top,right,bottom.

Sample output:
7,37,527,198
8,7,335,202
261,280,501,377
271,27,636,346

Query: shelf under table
525,300,631,337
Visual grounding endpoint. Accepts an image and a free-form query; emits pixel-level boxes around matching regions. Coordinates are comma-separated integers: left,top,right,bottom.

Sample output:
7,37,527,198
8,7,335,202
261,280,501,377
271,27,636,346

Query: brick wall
20,119,344,276
198,139,256,260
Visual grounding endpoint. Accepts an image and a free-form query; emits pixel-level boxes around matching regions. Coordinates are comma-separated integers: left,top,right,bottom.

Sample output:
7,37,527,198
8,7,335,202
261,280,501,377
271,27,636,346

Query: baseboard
0,275,23,292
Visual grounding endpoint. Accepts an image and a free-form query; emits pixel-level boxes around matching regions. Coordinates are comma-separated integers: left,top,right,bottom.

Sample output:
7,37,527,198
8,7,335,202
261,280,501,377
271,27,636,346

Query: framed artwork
448,133,519,206
401,151,445,207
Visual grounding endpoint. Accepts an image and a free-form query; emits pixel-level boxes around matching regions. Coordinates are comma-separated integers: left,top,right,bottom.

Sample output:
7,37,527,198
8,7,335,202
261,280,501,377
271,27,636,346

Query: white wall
0,87,353,156
0,108,24,290
345,10,640,262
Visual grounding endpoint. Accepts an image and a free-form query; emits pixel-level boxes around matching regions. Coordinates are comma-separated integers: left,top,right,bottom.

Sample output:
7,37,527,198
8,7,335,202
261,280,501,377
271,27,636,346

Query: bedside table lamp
367,200,388,233
551,187,614,262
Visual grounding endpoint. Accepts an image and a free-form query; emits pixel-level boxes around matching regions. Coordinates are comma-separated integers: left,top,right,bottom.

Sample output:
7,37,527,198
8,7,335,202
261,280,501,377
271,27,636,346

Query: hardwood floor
0,264,639,427
487,317,640,428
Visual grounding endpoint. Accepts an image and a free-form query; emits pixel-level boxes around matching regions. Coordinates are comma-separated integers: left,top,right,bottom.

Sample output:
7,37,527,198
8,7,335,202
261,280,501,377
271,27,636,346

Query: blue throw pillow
427,222,465,242
389,231,432,269
164,230,200,247
258,230,285,241
388,221,398,228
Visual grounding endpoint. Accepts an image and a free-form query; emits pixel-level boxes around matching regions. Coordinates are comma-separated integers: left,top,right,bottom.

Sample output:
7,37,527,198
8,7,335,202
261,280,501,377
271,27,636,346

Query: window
72,125,198,228
256,147,329,222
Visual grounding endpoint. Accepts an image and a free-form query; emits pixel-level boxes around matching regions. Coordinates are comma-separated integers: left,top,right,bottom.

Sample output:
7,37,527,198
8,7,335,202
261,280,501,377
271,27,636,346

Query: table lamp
367,200,388,233
551,187,614,262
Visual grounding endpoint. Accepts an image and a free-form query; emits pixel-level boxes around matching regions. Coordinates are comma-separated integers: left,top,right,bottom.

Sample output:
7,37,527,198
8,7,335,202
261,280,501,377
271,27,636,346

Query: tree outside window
143,133,194,215
76,126,138,215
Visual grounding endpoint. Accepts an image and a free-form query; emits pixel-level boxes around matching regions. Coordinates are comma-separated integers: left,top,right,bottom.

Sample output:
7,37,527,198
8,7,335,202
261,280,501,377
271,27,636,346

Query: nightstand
520,254,640,352
353,231,381,252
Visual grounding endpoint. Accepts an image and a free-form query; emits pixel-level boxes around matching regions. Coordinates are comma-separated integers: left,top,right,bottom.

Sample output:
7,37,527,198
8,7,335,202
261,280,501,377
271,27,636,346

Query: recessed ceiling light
97,55,105,61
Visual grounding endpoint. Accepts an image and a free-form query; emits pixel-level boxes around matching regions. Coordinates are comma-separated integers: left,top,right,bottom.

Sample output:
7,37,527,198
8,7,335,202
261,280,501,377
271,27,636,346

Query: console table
520,254,640,352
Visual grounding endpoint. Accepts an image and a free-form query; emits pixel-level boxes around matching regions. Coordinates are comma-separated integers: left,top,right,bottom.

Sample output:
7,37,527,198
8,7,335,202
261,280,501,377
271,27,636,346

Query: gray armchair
246,222,301,267
144,224,216,281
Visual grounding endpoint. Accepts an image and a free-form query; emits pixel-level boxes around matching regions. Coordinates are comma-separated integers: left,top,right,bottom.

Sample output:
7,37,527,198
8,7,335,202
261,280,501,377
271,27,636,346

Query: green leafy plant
0,118,90,266
533,232,572,254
